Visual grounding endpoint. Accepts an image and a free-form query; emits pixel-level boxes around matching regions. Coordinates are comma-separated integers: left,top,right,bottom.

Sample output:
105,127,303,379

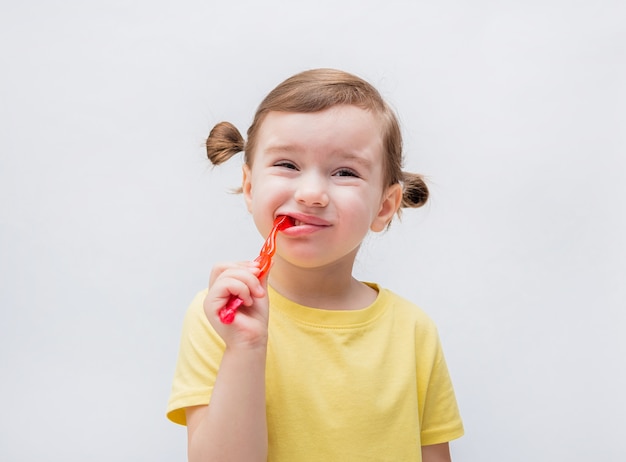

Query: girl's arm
185,262,270,462
185,344,268,462
422,442,452,462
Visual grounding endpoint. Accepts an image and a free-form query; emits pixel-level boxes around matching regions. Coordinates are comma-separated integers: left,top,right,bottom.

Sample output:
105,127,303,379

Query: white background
1,0,625,460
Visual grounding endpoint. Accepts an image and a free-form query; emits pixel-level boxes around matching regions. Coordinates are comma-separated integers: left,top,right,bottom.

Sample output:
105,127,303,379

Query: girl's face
242,105,401,270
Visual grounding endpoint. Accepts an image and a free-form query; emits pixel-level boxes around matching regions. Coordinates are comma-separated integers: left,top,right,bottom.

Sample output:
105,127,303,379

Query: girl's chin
274,250,357,272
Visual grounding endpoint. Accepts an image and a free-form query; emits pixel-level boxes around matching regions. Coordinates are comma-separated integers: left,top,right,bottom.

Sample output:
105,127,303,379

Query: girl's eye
274,161,298,170
334,168,359,178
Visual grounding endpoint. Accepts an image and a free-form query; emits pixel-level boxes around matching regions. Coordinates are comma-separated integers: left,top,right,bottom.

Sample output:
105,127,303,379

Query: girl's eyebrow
264,144,303,156
265,145,373,166
337,152,373,168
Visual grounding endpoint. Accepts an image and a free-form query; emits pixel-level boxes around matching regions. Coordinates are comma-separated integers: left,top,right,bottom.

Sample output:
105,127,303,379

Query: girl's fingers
209,267,264,308
203,263,271,346
209,261,260,287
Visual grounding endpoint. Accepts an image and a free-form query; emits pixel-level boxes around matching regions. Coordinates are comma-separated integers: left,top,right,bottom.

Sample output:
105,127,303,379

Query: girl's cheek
265,177,293,196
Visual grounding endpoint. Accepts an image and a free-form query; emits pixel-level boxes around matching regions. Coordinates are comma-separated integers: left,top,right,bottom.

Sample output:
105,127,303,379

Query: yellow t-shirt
167,284,464,461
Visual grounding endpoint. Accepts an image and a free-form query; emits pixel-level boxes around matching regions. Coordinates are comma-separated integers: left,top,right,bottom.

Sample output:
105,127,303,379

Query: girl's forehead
256,106,384,150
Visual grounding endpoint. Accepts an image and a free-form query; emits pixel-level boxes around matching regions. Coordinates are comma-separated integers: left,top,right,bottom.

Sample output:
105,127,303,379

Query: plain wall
1,0,625,460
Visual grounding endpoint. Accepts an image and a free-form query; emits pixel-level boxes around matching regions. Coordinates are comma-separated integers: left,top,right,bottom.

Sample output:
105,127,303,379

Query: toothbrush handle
217,215,294,324
219,295,244,324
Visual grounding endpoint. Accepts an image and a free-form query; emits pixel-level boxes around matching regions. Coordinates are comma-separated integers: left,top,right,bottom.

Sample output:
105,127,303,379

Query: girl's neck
268,256,377,311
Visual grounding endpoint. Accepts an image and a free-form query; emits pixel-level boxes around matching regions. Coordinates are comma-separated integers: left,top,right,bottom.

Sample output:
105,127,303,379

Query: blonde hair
206,68,428,210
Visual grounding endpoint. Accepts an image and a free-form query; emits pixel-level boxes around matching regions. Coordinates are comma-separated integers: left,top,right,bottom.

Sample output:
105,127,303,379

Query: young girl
167,69,464,461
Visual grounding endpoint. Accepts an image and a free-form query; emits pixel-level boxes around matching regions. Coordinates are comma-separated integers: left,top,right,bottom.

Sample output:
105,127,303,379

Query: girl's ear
371,183,402,232
242,164,253,213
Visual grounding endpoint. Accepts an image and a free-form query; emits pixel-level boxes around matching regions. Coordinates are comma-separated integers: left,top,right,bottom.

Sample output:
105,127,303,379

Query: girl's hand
203,261,270,350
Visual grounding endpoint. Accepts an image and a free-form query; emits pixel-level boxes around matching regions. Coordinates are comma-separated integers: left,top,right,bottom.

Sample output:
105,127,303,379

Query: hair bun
206,121,245,165
401,172,429,208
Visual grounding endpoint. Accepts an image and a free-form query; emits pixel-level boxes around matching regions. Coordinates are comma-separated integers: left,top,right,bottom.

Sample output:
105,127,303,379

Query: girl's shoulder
375,284,441,334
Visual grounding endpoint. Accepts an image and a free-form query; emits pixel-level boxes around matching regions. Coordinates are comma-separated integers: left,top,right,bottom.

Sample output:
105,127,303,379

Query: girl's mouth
278,213,332,234
281,213,331,228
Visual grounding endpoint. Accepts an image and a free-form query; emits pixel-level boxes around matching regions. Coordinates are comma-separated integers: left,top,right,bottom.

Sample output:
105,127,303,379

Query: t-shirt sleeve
166,290,225,426
417,326,464,445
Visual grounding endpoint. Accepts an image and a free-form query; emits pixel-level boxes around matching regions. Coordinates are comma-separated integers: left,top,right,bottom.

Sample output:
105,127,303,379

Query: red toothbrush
218,215,295,324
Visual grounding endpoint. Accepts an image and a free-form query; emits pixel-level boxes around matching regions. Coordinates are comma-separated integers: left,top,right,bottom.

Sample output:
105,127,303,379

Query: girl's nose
294,174,329,207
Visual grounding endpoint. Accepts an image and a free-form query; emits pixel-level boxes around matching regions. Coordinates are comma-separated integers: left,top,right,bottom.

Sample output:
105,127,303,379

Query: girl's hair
205,68,428,210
